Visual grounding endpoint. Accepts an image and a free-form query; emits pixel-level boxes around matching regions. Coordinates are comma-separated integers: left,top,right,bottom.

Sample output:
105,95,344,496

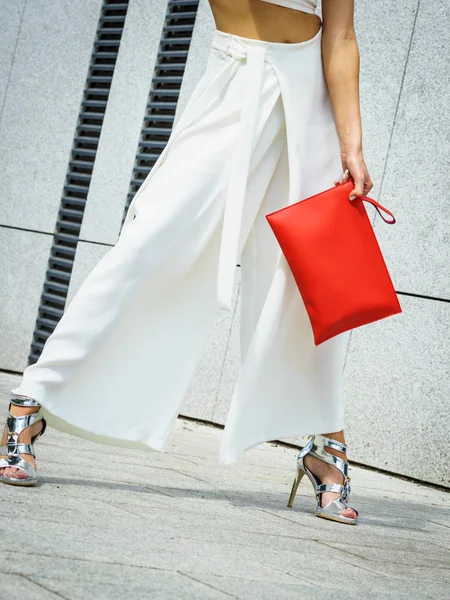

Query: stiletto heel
287,467,305,508
287,434,359,525
0,393,47,487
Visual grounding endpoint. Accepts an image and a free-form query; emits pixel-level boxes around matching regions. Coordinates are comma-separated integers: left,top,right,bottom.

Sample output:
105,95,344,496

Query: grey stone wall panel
343,295,449,486
0,0,102,233
353,0,419,202
182,270,240,422
211,270,241,425
0,227,52,371
175,0,215,123
372,0,450,298
66,240,110,306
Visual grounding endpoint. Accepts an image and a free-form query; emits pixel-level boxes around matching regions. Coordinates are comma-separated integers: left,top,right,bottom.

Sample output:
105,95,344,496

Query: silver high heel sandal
0,393,47,487
287,434,358,525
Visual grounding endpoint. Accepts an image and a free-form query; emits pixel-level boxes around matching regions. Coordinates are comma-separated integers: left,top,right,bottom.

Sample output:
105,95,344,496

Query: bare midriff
208,0,321,44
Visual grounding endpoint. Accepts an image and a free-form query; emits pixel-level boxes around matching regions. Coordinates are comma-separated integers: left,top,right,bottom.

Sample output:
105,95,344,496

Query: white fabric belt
214,40,268,310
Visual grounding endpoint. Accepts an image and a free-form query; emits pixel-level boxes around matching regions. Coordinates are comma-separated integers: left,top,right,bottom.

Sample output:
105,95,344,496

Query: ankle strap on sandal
0,441,36,459
314,434,347,454
10,393,40,408
6,410,44,436
300,434,349,480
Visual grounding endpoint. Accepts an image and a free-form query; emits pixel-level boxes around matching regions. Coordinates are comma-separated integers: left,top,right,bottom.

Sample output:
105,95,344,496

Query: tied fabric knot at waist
122,33,272,312
213,35,269,311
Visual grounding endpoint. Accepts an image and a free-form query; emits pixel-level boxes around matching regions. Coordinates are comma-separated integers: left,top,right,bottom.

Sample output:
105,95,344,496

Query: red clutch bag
266,179,402,345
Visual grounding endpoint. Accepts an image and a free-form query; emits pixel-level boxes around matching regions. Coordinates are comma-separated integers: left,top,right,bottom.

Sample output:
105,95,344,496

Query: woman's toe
341,507,357,519
6,467,27,479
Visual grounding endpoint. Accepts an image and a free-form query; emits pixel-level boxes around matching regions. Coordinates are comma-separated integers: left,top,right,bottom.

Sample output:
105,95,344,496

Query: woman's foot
0,395,46,484
287,431,358,523
303,451,357,520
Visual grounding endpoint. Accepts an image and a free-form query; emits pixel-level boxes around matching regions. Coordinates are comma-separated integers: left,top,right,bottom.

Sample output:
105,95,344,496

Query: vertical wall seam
211,277,241,423
0,0,27,120
375,0,421,212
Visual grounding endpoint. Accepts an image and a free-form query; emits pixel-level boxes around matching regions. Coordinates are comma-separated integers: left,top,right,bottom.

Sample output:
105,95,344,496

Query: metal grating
28,0,129,365
122,0,200,222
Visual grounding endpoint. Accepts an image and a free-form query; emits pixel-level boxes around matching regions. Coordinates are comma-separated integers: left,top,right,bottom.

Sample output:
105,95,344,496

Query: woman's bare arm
321,0,373,198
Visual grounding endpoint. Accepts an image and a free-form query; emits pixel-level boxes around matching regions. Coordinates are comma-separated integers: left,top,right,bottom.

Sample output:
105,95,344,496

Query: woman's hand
334,149,374,200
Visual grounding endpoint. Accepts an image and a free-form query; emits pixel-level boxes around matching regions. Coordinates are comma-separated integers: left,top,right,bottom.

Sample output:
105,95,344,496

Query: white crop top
260,0,317,14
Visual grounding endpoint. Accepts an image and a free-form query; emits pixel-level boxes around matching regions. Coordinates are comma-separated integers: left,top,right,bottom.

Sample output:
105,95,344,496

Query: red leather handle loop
359,196,396,224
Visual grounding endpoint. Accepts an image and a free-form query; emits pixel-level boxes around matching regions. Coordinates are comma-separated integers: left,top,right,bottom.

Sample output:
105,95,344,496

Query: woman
1,0,372,525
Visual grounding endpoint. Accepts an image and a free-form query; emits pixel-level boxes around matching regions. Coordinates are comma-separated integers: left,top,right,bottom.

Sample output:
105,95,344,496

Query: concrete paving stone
0,372,448,599
188,574,321,600
2,530,415,596
0,571,55,600
4,557,231,600
3,537,300,587
196,572,446,600
324,540,449,572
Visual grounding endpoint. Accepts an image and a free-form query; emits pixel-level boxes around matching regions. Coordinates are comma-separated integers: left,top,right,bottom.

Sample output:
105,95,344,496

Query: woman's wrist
339,129,363,155
340,142,363,158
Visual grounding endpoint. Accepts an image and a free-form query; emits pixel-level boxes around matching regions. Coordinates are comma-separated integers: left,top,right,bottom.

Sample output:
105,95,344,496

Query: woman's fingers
343,151,373,201
334,168,349,186
336,154,374,200
349,173,365,201
363,171,374,196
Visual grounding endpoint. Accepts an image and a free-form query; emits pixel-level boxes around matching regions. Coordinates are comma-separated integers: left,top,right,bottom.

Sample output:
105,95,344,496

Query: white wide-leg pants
13,27,347,464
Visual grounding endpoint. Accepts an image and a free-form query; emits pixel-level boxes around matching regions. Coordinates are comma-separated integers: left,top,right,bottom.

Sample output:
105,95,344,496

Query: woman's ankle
1,402,42,458
8,403,40,417
320,430,348,463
